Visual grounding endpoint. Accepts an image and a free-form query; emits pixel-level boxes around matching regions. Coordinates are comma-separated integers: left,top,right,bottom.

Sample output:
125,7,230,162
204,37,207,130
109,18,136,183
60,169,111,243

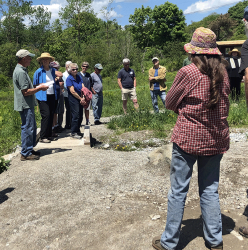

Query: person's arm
244,68,248,112
90,73,97,94
117,78,122,89
68,85,85,103
165,68,188,113
149,67,166,81
133,77,136,88
22,84,49,96
55,71,63,77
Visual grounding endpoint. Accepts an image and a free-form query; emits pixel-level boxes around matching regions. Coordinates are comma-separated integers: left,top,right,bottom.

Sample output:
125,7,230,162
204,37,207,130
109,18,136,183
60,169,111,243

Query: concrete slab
36,130,87,149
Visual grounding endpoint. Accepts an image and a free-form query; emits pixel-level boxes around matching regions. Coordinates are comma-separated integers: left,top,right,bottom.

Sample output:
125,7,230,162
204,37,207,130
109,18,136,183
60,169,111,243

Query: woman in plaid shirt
152,27,229,250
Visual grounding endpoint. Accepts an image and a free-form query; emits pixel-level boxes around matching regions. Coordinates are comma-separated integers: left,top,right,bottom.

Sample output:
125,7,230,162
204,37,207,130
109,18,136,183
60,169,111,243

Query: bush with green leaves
0,157,10,174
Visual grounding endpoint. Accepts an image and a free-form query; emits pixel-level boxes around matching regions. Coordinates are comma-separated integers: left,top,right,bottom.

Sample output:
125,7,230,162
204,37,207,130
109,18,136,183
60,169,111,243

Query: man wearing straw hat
227,48,242,100
13,49,49,160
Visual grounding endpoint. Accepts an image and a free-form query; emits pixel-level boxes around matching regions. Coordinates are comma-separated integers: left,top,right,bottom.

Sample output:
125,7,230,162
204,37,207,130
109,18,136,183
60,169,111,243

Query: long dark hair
191,54,227,110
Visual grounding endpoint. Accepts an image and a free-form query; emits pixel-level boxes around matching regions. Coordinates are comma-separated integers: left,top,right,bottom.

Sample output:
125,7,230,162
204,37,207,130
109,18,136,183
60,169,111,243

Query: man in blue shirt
117,58,139,114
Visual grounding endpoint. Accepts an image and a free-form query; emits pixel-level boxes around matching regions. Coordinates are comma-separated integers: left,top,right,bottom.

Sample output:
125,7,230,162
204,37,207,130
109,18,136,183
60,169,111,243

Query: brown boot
21,154,40,161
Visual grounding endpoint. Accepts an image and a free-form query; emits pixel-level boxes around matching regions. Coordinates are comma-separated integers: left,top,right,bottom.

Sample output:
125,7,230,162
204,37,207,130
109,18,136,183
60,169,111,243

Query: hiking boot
71,133,82,139
21,154,40,161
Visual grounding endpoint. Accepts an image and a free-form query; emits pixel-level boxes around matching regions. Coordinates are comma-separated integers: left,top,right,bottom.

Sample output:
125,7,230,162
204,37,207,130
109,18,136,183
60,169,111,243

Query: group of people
13,4,248,250
13,52,104,159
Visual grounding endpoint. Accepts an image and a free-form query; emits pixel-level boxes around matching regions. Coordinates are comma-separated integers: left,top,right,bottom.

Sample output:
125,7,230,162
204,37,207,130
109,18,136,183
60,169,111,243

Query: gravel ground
0,121,248,249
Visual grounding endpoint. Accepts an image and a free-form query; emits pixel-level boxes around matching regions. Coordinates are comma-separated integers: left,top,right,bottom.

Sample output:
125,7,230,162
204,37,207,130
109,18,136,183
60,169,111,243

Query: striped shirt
166,63,230,155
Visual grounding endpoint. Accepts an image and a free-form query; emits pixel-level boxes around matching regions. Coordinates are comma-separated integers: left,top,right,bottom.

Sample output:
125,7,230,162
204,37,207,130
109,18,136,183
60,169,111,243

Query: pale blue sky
28,0,245,26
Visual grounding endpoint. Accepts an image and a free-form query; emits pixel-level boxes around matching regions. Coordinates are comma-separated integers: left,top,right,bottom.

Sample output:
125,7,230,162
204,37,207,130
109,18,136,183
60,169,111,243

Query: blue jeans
161,143,223,250
19,108,37,157
150,90,166,113
92,92,103,122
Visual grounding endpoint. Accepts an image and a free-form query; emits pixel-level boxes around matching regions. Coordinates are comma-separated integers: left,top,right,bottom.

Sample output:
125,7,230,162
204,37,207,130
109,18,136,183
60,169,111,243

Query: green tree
59,0,92,43
228,0,248,39
0,42,18,77
129,5,153,49
0,0,33,45
208,14,237,41
185,13,219,40
27,5,51,48
152,2,186,46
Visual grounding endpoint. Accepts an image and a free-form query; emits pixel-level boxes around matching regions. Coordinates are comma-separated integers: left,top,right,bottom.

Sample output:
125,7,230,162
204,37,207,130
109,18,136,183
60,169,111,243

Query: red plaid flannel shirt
166,63,230,155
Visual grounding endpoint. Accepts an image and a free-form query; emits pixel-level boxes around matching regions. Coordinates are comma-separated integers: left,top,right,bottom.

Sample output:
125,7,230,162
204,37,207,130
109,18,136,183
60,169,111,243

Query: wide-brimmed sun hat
184,27,221,55
37,52,55,62
228,48,241,57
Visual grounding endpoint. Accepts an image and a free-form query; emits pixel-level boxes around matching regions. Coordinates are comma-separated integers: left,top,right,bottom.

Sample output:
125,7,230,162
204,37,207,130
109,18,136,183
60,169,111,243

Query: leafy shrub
0,74,11,90
0,157,10,174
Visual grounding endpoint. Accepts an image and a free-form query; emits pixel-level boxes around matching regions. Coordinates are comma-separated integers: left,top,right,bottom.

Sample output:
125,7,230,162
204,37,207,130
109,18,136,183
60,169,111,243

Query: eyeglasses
124,64,129,66
71,68,78,71
82,65,89,68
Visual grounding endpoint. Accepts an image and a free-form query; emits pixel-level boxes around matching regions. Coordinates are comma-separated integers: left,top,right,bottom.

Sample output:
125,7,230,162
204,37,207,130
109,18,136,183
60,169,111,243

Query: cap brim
28,53,35,57
184,43,222,55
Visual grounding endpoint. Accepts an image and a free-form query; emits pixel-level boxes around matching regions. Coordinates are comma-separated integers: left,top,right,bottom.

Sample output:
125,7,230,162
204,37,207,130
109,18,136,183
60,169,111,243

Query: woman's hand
80,96,86,106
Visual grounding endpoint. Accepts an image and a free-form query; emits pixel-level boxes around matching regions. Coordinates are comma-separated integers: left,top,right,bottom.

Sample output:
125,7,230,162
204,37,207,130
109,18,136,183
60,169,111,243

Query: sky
26,0,245,26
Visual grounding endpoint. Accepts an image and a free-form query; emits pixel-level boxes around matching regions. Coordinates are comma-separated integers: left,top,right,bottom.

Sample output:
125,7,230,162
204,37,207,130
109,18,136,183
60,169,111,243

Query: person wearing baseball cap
237,5,248,240
13,49,49,160
148,57,166,113
91,63,104,125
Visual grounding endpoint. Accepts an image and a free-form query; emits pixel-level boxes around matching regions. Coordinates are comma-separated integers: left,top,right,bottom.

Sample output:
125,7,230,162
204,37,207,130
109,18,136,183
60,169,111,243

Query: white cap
152,57,159,61
16,49,35,58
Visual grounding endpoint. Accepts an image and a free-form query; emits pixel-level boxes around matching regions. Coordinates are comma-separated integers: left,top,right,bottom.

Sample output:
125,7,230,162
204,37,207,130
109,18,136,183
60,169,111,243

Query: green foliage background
1,0,248,157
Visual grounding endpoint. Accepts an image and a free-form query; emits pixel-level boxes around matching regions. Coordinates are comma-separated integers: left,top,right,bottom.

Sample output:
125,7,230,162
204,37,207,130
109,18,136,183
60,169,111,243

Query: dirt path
0,115,248,250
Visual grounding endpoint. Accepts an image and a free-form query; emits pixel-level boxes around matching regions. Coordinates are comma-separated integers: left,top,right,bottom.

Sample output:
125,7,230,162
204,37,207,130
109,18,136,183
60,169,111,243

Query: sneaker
94,121,102,125
39,138,51,143
86,121,91,126
31,150,40,156
21,154,40,161
71,133,82,139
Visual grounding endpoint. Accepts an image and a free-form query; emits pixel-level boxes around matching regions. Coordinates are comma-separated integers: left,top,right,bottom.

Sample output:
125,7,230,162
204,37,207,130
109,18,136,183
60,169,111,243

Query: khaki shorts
122,88,137,101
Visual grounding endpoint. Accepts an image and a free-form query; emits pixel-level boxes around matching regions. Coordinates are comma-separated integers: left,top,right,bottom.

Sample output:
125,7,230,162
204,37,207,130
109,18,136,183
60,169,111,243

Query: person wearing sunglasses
79,61,93,125
66,63,86,139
